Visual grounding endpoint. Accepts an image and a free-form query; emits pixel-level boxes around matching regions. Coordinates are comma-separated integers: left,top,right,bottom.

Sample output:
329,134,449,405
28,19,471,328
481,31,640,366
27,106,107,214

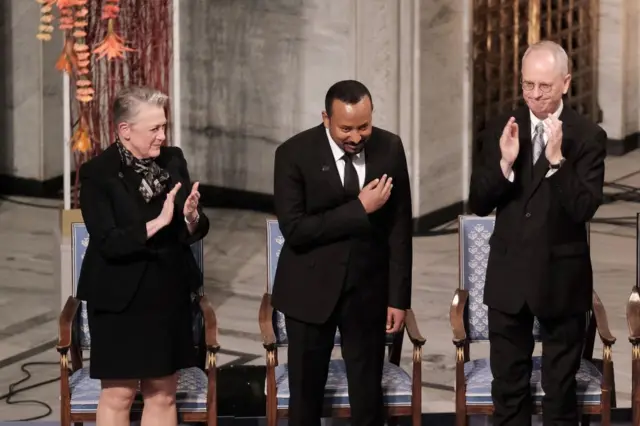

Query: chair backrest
458,215,541,342
71,222,204,350
266,219,395,347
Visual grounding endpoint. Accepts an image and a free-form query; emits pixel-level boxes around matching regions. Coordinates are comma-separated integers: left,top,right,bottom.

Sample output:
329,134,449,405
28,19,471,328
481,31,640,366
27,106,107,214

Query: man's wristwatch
184,213,200,224
549,157,566,170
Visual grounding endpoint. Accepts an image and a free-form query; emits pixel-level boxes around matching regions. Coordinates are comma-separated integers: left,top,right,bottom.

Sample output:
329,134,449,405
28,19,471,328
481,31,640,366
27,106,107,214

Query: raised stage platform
0,409,634,426
2,151,640,424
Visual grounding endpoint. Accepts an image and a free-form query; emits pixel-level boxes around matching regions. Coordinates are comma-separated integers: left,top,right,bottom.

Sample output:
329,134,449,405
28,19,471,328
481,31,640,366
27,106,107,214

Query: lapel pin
118,172,124,178
321,165,330,172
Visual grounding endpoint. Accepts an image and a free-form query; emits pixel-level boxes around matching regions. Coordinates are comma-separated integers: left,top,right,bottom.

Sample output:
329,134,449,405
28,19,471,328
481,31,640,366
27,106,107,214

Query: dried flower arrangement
36,0,172,207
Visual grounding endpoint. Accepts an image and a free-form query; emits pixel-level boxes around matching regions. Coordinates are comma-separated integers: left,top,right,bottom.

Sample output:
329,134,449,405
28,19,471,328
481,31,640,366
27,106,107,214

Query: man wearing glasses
468,40,607,426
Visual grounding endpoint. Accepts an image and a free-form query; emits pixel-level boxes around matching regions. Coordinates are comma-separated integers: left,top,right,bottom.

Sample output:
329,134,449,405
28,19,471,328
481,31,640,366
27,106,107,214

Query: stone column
342,0,474,229
0,0,64,193
353,0,400,133
178,0,472,229
413,1,473,229
179,0,357,196
598,0,640,154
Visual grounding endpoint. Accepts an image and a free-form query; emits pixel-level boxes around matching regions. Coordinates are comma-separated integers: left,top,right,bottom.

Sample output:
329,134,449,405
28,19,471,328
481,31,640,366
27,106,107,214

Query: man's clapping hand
499,117,519,177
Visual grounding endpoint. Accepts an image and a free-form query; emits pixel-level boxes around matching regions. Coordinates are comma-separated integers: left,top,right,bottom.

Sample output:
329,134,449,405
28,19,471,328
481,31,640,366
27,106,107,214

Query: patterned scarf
116,140,170,203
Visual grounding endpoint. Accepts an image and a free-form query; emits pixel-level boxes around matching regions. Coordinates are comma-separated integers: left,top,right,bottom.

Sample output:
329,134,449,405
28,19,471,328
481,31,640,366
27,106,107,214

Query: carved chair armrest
626,286,640,344
259,293,277,351
592,290,616,347
199,295,220,353
57,296,81,353
450,289,468,346
404,309,426,347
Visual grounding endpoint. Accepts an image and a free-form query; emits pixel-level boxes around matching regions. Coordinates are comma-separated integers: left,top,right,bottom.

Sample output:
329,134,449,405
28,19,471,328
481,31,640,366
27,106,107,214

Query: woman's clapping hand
157,182,182,226
183,182,200,223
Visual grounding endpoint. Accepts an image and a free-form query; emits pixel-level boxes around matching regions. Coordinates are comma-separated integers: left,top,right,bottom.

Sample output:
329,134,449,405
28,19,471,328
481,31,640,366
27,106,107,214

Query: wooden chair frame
449,215,616,426
627,286,640,426
258,219,426,426
258,294,425,426
629,212,640,426
57,294,220,425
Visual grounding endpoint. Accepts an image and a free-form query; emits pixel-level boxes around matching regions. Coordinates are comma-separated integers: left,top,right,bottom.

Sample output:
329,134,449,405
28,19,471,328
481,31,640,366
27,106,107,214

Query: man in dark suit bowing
469,40,607,425
271,80,413,426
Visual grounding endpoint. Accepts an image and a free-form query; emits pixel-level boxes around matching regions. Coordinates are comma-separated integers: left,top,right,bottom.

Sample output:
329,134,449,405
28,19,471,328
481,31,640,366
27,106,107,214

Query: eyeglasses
521,80,553,93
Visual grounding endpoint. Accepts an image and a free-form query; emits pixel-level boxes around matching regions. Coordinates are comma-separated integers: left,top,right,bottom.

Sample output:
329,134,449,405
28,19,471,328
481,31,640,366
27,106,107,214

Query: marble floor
0,150,640,422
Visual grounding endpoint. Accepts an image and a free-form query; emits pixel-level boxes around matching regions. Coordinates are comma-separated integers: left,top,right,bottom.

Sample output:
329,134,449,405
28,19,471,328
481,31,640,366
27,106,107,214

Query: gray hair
522,40,570,75
113,86,169,125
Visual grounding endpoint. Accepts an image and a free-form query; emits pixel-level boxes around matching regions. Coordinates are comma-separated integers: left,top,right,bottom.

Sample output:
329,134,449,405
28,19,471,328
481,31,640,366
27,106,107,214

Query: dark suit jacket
468,104,606,318
271,124,413,324
76,144,210,312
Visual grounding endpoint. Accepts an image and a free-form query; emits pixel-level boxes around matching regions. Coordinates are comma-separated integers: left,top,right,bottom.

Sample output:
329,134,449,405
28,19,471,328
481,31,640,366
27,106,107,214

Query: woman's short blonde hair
113,86,169,125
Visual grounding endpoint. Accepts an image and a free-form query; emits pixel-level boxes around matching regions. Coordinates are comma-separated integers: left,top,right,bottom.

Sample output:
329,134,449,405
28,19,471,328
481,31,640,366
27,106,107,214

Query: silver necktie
532,122,545,164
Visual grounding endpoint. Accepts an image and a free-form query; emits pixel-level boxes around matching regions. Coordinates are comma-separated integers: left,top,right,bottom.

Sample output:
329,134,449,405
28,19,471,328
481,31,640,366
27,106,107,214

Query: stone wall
178,0,472,224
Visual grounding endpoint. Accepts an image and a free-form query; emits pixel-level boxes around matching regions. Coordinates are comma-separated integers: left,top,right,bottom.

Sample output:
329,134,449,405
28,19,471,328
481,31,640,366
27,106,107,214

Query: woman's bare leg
140,373,178,426
96,379,137,426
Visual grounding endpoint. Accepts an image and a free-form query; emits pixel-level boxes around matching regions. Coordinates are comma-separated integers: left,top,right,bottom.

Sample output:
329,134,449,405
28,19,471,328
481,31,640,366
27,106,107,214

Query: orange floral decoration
93,1,135,60
71,116,92,153
73,0,94,103
55,37,76,74
34,0,135,154
34,0,172,206
36,0,93,99
36,0,55,41
54,2,75,74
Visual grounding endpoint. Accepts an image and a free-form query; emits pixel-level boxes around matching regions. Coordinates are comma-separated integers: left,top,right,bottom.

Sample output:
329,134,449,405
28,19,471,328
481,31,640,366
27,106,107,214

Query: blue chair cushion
464,356,602,405
269,359,412,409
69,366,208,413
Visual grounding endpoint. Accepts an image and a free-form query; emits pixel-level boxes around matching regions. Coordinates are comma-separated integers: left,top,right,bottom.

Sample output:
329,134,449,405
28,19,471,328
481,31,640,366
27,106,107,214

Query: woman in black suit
76,86,209,426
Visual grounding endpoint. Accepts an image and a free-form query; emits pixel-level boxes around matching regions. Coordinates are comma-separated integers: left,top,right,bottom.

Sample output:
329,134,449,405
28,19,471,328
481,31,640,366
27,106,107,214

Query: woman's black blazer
75,143,210,312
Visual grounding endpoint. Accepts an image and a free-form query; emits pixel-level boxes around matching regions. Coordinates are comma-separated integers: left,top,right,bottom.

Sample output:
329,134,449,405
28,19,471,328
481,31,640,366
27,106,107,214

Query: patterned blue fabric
71,223,205,350
69,366,208,412
266,219,396,347
458,216,541,341
266,220,282,295
269,359,412,409
463,356,602,405
71,223,92,349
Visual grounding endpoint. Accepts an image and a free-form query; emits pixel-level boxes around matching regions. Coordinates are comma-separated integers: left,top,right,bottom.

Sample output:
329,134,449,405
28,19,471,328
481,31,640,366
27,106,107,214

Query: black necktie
343,154,360,199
